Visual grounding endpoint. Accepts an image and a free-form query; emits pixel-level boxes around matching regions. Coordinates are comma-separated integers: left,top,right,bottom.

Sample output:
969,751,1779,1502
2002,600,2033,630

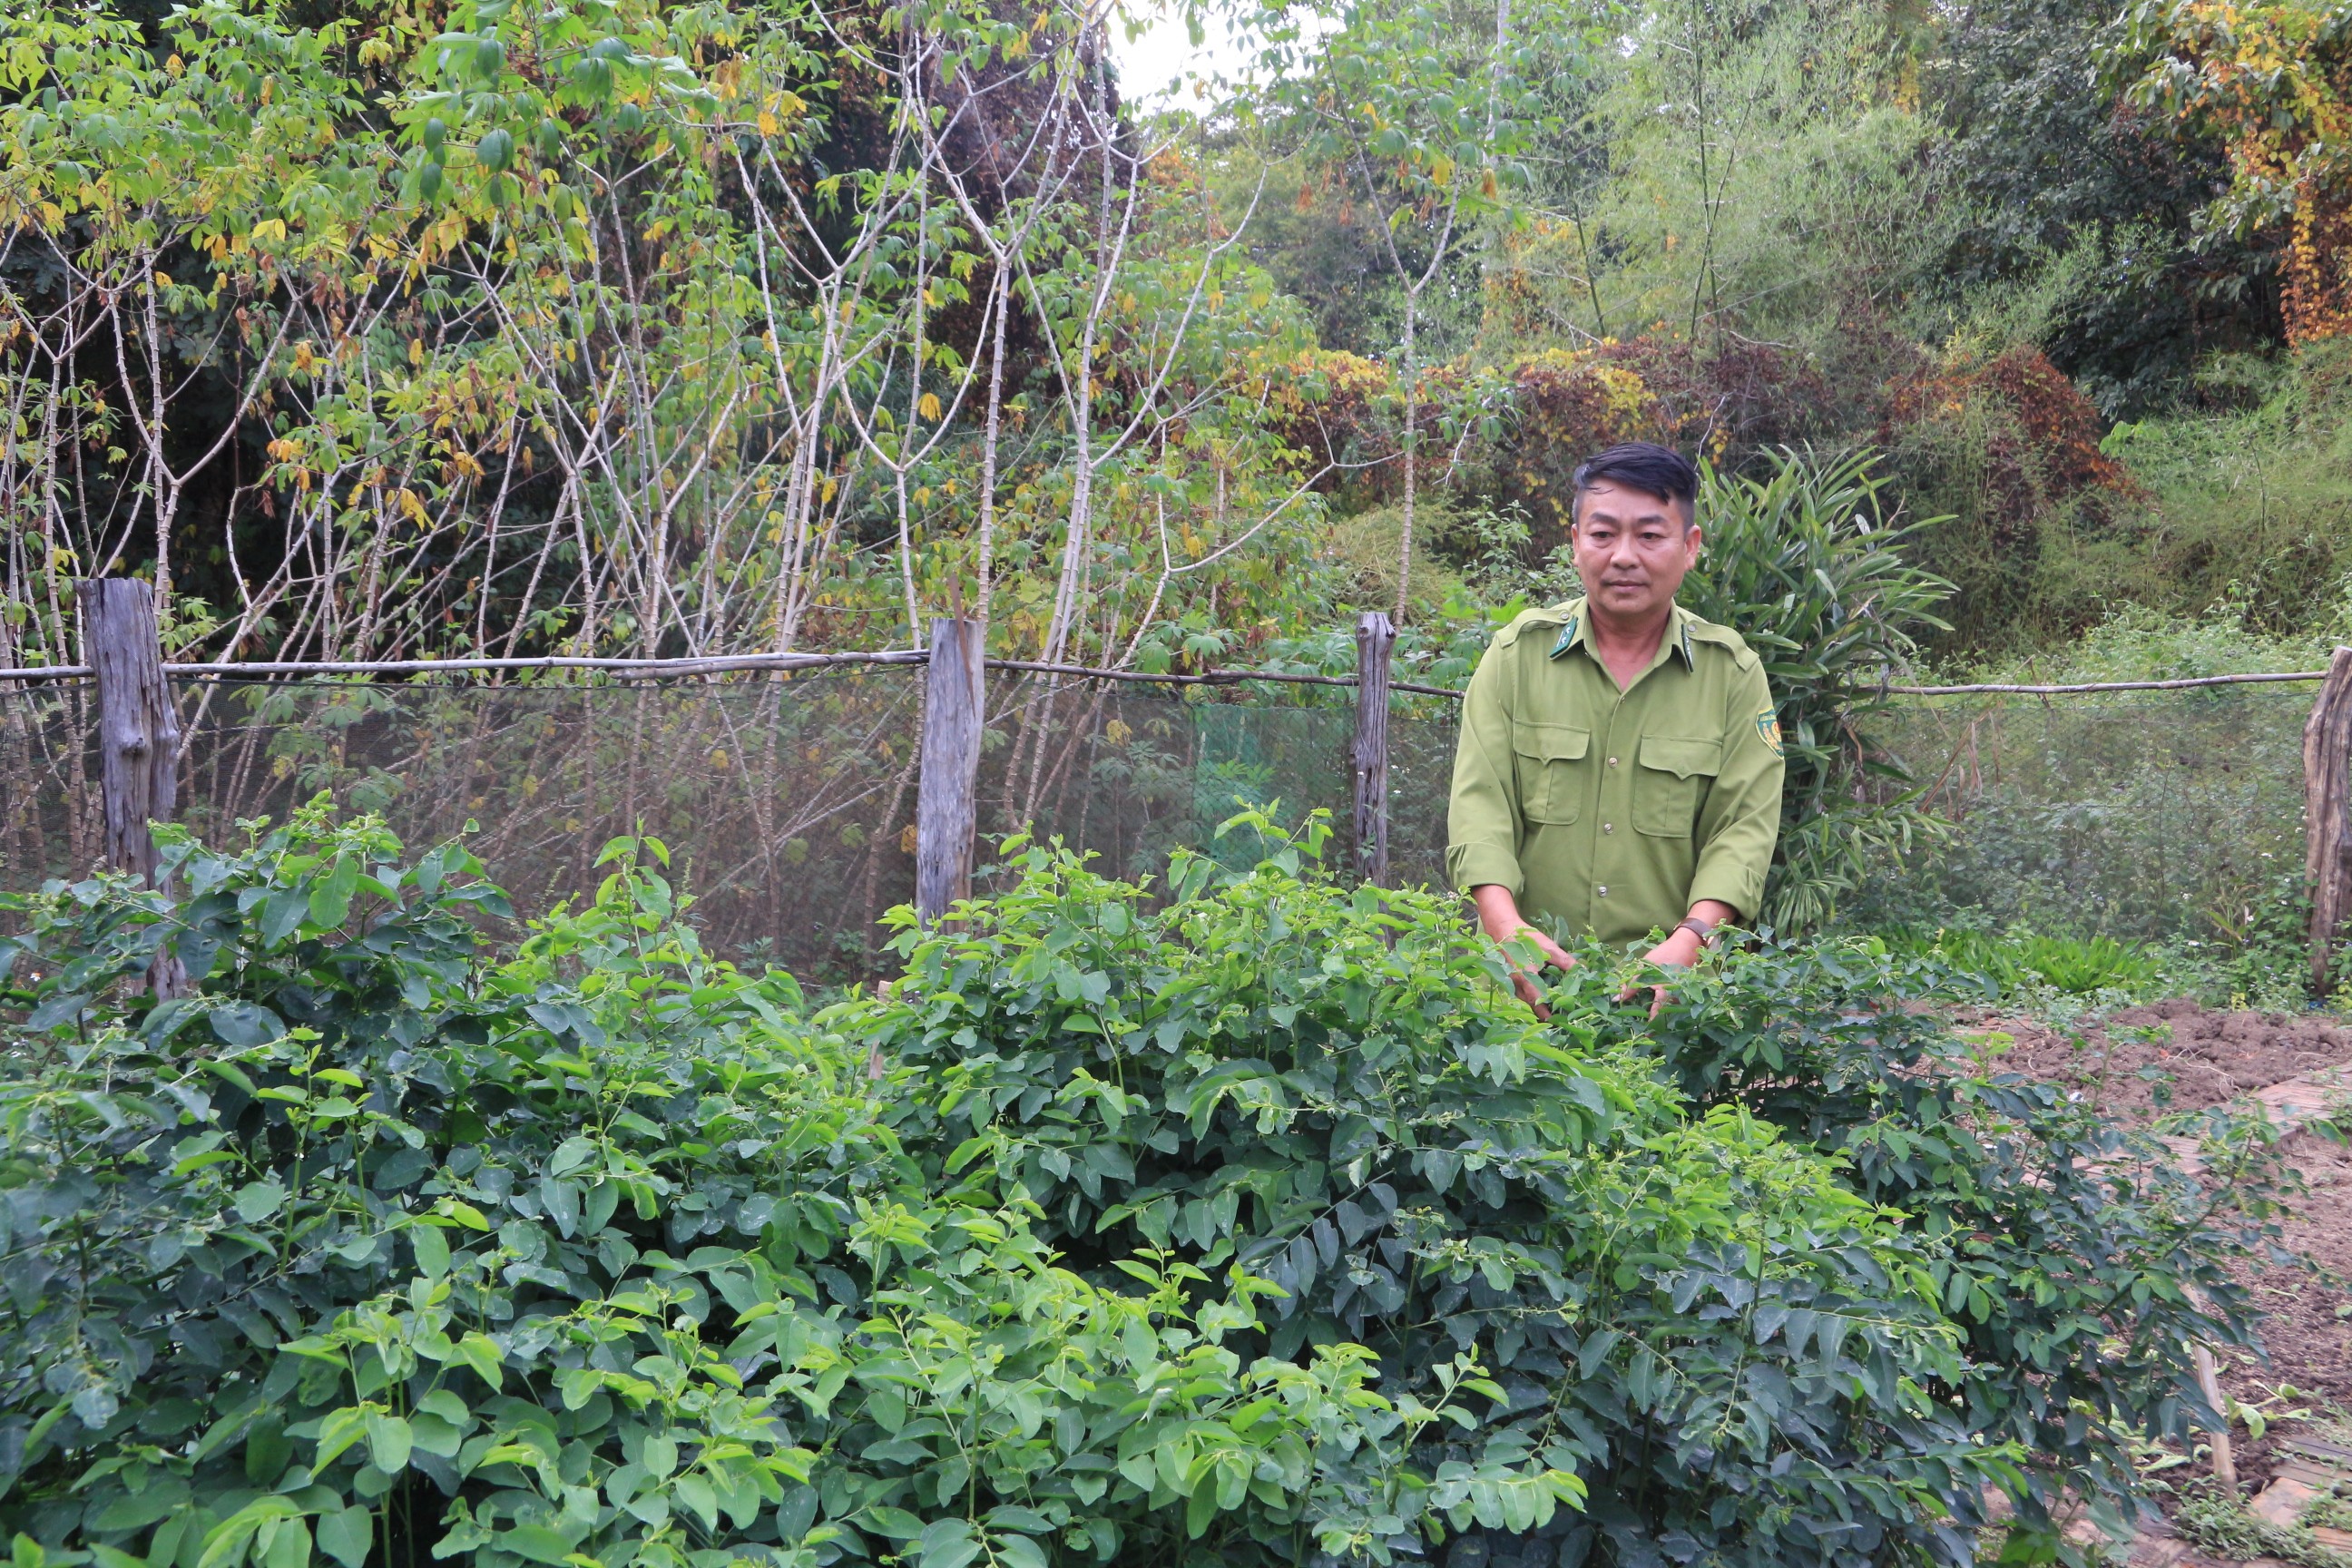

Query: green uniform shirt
1446,597,1785,946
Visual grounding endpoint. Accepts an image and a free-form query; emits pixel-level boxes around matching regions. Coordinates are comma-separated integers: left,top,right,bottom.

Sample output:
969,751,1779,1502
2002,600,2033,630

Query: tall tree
1273,0,1553,621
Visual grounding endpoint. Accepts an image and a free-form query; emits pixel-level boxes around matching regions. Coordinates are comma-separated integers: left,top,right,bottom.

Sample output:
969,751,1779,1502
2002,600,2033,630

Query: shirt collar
1548,599,1697,670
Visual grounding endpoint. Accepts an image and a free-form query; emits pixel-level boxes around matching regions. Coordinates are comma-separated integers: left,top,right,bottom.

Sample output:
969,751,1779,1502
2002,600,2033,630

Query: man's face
1570,478,1700,621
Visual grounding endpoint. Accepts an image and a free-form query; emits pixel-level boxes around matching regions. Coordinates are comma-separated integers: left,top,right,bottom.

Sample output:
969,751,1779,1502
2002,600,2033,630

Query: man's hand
1471,885,1575,1016
1619,900,1736,1017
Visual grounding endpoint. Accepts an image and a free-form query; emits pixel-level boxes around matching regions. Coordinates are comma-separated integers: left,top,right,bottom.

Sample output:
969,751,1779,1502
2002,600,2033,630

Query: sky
1104,5,1255,104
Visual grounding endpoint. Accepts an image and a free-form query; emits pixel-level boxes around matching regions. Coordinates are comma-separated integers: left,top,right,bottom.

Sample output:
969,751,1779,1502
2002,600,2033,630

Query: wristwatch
1673,916,1716,946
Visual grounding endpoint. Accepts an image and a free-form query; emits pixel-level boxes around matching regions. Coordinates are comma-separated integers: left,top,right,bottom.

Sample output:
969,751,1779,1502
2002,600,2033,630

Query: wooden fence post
80,578,188,999
916,617,985,923
1352,611,1396,886
2305,646,2352,995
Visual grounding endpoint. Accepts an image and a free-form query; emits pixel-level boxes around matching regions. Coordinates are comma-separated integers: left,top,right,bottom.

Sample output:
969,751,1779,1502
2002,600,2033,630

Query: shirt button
1603,822,1613,834
1607,756,1619,768
1596,885,1608,897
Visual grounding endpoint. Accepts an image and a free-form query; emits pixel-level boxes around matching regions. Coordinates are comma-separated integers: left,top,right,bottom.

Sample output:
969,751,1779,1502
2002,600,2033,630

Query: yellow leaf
757,111,779,137
152,271,173,289
918,392,941,421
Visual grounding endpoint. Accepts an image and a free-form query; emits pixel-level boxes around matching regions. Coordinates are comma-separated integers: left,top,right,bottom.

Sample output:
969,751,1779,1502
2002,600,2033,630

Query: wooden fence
30,577,2352,991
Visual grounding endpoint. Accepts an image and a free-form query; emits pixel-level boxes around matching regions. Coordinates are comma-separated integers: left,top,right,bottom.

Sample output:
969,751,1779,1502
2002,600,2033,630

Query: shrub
1675,447,1955,931
855,815,2004,1566
1565,935,2294,1541
0,808,2282,1568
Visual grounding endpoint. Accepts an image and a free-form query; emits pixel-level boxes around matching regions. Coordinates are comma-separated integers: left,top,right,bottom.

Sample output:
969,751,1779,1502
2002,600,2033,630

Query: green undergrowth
2172,1479,2352,1568
0,804,2308,1568
1875,927,2164,1001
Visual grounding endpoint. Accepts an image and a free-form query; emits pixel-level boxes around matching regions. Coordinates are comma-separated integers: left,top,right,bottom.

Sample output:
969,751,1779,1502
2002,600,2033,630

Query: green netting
0,674,1459,981
0,674,2315,969
1857,685,2309,944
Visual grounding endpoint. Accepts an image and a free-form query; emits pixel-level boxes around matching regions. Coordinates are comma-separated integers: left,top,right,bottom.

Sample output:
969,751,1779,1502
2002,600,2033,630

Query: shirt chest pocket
1633,736,1722,837
1512,722,1590,824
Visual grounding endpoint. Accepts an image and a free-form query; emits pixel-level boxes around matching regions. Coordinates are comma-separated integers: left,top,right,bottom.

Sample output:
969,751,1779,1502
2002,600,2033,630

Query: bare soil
1986,997,2352,1122
1977,1000,2352,1504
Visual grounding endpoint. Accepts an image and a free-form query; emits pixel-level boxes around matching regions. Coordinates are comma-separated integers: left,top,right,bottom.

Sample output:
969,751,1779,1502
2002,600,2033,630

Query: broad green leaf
316,1509,371,1568
454,1334,504,1390
233,1181,287,1225
493,1527,572,1566
915,1520,979,1568
260,1518,309,1568
364,1413,411,1475
409,1224,450,1279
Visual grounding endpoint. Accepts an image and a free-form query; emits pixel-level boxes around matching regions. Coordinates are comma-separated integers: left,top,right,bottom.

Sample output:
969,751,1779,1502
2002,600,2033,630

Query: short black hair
1571,442,1698,524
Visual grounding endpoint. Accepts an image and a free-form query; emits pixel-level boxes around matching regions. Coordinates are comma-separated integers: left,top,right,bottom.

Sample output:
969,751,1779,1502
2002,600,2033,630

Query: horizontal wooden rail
0,650,927,681
1885,671,2328,696
0,655,2331,700
0,649,1465,697
982,657,1466,699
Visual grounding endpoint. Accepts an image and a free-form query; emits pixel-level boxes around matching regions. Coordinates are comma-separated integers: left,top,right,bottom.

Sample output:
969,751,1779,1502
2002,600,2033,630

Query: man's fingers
1511,969,1554,1021
1512,972,1552,1021
1612,982,1671,1016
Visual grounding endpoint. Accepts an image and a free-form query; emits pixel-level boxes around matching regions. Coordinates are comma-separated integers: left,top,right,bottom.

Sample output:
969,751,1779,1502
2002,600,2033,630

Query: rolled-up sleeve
1687,662,1785,920
1446,646,1525,896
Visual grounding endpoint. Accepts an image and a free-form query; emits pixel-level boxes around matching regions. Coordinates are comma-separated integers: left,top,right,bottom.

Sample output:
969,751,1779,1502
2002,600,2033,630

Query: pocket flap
1640,736,1722,779
1513,722,1590,761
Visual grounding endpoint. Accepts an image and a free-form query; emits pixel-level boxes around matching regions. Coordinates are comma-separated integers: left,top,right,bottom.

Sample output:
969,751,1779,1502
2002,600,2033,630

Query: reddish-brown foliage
1470,337,1834,550
1881,345,2138,541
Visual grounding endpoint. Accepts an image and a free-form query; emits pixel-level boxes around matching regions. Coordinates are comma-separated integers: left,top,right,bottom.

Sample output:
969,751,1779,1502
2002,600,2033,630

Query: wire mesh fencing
0,671,2322,971
1856,684,2311,946
0,673,1460,981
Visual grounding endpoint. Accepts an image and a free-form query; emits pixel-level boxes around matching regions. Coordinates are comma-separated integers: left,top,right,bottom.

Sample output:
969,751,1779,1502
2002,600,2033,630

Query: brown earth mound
1977,997,2352,1122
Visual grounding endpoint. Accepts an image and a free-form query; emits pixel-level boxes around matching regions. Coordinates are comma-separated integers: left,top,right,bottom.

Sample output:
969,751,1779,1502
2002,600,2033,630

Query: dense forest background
3,0,2348,678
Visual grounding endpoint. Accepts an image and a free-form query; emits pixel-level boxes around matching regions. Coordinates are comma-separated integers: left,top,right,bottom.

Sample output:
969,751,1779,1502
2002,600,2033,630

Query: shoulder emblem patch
1756,710,1783,757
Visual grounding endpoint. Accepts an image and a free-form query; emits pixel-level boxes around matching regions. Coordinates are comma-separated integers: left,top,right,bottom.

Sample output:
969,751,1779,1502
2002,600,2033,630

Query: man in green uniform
1447,442,1784,1007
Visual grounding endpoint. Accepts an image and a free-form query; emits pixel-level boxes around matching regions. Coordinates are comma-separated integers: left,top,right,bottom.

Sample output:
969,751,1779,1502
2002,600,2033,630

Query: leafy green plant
1567,934,2295,1536
0,810,1425,1568
1674,447,1955,932
1878,926,2164,998
0,804,2295,1568
858,811,2009,1566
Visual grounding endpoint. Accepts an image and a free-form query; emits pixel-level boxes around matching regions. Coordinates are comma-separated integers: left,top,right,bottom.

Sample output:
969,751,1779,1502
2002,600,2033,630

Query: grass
1881,926,2165,999
2173,1480,2352,1568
